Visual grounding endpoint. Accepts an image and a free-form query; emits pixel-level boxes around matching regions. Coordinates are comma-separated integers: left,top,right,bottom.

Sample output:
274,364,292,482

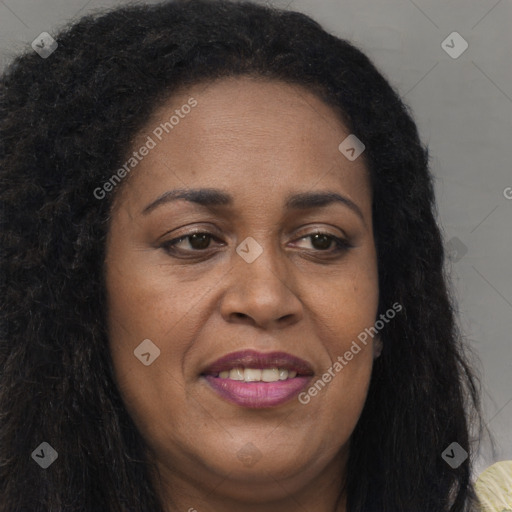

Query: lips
201,349,314,376
200,349,314,408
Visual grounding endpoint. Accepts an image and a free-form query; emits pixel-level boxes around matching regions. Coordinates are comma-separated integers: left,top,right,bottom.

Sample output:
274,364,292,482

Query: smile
201,350,314,408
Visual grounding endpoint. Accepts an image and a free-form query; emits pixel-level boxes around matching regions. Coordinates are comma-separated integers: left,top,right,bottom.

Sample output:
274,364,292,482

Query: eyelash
160,230,352,258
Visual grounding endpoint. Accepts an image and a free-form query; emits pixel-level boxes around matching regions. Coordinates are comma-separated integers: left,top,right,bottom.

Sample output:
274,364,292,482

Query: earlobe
373,336,383,359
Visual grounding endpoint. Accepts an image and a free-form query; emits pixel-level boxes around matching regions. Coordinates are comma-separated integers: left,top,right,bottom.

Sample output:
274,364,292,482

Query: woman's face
105,76,379,507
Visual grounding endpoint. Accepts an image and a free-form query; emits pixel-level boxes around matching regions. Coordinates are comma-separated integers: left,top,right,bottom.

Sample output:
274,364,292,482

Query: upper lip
201,349,314,376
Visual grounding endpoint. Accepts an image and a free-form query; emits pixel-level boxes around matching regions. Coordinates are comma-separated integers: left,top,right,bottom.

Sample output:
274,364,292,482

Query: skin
104,76,380,512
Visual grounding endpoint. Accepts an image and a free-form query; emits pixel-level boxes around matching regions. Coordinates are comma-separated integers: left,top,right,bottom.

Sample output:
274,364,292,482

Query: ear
373,335,383,359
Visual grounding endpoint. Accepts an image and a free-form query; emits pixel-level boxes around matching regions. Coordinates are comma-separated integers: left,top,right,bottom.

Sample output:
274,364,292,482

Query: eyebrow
141,187,365,223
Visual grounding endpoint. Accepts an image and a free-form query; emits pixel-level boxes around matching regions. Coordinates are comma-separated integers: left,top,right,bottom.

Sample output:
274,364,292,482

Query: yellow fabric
475,461,512,511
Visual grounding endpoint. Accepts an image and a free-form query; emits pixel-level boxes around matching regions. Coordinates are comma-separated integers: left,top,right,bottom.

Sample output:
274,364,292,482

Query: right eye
160,232,224,255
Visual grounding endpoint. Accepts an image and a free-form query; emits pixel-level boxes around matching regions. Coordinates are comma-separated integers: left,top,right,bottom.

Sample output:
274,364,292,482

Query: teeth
261,368,279,382
216,367,299,382
244,369,261,381
229,368,244,380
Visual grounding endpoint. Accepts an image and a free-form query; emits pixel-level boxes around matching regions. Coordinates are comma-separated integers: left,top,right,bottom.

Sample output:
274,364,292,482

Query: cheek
300,315,375,449
103,249,185,407
104,260,196,444
104,244,221,430
104,246,204,349
301,256,378,432
310,255,379,345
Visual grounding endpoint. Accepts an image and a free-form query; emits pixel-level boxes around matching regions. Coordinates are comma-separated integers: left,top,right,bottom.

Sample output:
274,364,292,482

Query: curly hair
0,1,483,510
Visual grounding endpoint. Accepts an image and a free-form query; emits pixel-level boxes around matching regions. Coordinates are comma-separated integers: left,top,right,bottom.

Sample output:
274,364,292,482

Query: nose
219,244,304,330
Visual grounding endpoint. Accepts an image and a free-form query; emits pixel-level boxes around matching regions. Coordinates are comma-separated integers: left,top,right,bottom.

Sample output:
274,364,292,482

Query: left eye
294,233,350,252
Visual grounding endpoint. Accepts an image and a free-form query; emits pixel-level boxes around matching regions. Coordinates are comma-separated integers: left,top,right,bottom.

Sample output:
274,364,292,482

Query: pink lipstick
201,349,314,408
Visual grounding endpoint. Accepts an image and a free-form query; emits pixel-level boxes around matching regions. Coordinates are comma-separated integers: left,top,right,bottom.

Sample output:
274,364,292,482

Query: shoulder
474,460,512,512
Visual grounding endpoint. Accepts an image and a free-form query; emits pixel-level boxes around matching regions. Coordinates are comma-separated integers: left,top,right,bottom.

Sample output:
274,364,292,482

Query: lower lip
203,375,311,408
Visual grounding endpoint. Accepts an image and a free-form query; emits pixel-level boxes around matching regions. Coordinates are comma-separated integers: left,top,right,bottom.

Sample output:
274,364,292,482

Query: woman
0,1,486,510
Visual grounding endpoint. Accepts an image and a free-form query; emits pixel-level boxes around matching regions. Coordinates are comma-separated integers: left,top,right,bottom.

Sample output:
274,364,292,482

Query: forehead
113,76,371,214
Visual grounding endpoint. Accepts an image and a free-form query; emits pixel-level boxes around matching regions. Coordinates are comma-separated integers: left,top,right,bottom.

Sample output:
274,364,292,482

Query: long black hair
0,1,483,510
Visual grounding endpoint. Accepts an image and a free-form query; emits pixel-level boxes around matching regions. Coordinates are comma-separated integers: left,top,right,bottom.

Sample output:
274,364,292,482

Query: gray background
1,0,510,479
